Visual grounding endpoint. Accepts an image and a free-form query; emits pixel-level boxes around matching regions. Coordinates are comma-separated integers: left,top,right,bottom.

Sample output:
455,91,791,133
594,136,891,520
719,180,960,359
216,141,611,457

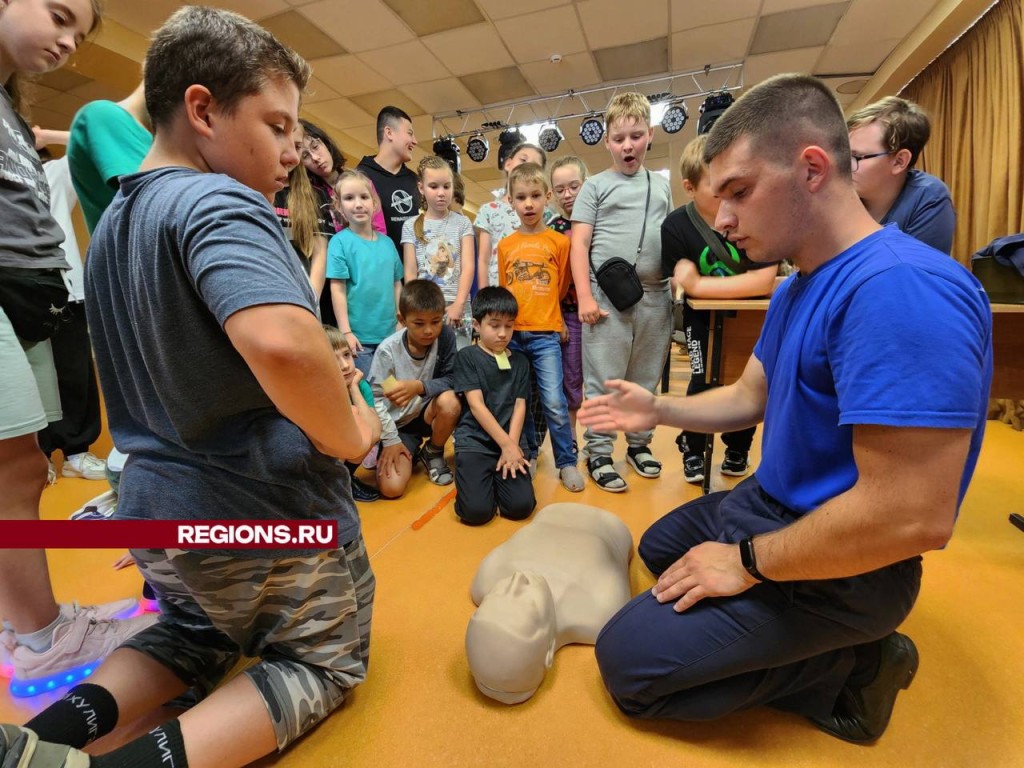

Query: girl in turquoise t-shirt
328,170,403,376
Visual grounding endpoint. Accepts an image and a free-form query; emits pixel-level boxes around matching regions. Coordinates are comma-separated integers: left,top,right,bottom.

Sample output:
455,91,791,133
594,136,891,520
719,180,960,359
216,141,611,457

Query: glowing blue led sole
9,660,99,698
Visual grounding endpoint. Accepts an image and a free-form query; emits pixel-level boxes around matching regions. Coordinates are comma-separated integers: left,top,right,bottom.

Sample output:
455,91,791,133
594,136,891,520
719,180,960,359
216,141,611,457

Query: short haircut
604,92,650,131
452,172,465,206
847,96,931,168
678,134,708,188
376,105,413,144
323,325,350,353
400,279,446,316
472,287,518,322
507,162,548,195
145,6,310,132
505,142,547,170
703,73,851,178
301,118,346,173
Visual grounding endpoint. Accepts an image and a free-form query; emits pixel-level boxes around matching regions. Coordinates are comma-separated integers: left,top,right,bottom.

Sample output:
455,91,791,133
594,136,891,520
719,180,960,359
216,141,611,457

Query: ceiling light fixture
697,92,735,135
466,133,489,163
579,116,604,146
538,123,563,153
661,102,689,134
432,136,461,174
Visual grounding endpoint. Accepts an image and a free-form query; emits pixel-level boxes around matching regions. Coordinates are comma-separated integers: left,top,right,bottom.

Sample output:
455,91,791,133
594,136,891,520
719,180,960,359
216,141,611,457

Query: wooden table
990,303,1024,400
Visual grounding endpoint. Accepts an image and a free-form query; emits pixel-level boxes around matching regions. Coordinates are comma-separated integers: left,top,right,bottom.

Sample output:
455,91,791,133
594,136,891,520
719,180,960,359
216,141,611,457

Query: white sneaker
0,598,140,680
46,459,57,485
62,452,107,481
9,609,156,697
69,490,118,520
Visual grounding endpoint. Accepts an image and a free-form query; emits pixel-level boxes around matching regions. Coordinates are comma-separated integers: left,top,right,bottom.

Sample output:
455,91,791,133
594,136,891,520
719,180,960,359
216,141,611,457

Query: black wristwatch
739,536,769,582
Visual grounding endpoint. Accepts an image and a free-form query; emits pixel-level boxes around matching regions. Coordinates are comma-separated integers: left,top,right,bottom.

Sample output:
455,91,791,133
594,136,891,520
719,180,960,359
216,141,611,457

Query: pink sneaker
9,609,156,697
0,597,140,680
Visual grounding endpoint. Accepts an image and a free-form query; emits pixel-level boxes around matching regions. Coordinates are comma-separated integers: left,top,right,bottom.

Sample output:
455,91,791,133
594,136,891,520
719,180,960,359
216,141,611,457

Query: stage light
538,123,563,153
661,102,689,134
466,133,489,163
433,136,461,174
579,116,604,146
497,127,525,170
697,92,735,135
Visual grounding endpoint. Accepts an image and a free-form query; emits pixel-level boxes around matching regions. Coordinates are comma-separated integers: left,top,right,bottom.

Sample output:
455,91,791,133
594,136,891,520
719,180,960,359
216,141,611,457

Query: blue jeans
509,331,577,469
354,343,378,378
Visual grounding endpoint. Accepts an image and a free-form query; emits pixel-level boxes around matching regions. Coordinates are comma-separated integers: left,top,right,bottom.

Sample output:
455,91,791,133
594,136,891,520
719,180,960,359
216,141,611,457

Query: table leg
702,309,727,496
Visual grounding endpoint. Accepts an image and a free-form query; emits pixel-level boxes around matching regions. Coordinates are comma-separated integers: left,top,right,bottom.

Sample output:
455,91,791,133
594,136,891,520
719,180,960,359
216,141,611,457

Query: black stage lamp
538,123,563,153
433,136,461,174
497,127,525,170
466,133,489,163
579,116,604,146
661,102,689,134
697,92,734,135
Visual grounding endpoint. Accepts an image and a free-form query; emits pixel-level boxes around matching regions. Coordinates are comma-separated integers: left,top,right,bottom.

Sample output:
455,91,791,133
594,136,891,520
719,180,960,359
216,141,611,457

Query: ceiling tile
101,0,176,35
349,89,425,120
381,0,484,36
594,38,669,81
299,0,414,53
36,68,92,92
341,124,380,151
399,78,481,116
670,18,756,72
578,0,669,49
423,23,515,77
742,46,826,89
750,2,850,56
462,167,505,183
670,0,761,32
260,10,347,60
34,91,89,118
460,67,536,105
68,43,141,94
763,0,852,12
304,97,377,129
831,0,937,44
474,0,572,21
815,38,903,75
520,53,602,95
68,79,130,103
358,41,450,85
29,106,71,131
304,75,342,104
496,6,587,64
309,54,393,96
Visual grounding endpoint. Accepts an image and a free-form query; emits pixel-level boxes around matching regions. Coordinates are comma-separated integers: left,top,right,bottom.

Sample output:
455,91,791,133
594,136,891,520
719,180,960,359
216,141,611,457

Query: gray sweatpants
582,285,672,458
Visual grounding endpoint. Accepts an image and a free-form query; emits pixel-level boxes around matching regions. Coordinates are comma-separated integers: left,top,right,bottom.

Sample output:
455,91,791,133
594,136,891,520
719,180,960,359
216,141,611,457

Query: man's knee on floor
456,499,496,526
499,493,535,522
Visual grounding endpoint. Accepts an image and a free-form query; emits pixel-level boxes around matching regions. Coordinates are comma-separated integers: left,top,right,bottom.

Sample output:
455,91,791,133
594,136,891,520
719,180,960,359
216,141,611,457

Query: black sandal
626,446,662,478
418,445,453,486
587,456,627,493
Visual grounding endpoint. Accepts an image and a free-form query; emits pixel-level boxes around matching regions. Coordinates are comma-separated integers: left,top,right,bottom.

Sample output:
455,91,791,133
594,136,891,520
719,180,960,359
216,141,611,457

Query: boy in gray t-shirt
570,93,673,493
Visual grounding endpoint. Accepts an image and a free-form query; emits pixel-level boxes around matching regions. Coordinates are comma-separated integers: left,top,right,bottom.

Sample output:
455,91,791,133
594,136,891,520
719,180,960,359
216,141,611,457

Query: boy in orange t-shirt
497,163,584,492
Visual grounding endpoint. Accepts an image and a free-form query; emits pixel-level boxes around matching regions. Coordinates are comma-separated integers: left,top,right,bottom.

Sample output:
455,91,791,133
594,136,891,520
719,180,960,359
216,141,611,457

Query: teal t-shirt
326,228,402,344
67,100,153,232
358,379,373,408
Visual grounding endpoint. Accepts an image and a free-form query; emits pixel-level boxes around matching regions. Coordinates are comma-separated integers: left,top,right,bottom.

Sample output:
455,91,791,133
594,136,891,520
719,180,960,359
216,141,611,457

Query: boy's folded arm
422,326,457,399
688,263,780,300
224,302,369,461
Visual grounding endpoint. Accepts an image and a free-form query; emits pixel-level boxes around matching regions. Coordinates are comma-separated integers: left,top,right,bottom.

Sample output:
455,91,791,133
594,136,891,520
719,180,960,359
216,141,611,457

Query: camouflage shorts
124,535,374,750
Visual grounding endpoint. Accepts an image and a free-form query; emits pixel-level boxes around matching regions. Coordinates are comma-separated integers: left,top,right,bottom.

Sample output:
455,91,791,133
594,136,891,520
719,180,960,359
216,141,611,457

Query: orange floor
4,348,1023,768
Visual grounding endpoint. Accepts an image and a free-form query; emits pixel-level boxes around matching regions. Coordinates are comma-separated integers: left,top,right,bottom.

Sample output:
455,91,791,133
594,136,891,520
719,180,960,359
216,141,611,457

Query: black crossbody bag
0,267,70,342
590,170,650,311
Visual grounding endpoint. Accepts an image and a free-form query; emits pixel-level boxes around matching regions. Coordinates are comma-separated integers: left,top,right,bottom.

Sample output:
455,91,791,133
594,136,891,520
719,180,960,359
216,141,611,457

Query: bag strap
589,169,652,275
684,201,732,266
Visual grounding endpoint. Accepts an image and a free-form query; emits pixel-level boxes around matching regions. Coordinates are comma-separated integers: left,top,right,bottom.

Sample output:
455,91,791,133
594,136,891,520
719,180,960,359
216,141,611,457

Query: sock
25,683,120,747
92,719,188,768
423,442,444,455
14,612,63,652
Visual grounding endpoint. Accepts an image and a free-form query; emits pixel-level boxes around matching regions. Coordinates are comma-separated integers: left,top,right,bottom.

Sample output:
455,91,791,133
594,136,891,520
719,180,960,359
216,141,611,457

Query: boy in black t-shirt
453,287,536,526
661,134,778,484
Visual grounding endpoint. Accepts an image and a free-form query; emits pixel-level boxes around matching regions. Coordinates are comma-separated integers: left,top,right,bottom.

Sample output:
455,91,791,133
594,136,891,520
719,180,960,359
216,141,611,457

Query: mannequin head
466,571,556,704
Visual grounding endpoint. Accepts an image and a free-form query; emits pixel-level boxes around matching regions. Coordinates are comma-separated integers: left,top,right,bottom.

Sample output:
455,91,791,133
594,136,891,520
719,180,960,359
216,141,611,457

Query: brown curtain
901,0,1024,266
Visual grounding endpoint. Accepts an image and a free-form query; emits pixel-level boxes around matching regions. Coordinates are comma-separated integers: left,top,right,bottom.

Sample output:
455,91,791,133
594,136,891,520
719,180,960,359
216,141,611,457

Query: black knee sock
91,719,188,768
25,683,119,747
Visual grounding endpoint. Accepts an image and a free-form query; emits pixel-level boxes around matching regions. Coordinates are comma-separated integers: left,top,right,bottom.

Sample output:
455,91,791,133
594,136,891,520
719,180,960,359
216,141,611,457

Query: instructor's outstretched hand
579,379,660,434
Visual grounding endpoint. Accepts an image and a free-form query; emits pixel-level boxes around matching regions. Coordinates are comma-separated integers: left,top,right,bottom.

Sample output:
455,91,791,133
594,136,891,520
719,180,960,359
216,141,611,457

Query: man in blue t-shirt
580,75,991,745
847,96,955,255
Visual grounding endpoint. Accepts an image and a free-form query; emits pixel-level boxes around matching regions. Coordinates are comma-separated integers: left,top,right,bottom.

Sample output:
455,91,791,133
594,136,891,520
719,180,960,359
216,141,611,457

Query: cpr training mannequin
466,503,633,704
